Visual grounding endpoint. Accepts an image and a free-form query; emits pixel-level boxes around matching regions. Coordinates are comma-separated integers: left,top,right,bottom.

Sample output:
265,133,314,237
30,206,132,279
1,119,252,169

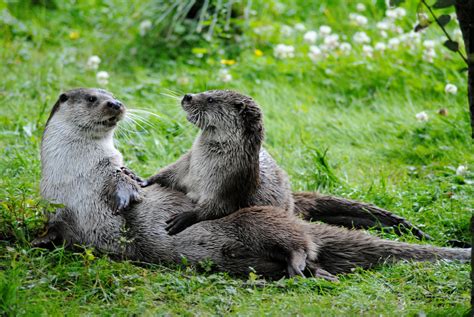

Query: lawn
0,0,472,316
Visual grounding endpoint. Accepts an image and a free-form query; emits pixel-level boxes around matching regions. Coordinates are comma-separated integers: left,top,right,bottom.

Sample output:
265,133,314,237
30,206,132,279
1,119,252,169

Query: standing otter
142,90,294,235
37,88,469,281
40,88,317,278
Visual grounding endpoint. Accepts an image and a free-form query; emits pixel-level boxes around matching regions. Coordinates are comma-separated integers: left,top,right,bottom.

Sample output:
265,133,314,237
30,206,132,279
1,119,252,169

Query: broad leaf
433,0,456,9
438,14,451,27
444,40,459,52
414,22,432,32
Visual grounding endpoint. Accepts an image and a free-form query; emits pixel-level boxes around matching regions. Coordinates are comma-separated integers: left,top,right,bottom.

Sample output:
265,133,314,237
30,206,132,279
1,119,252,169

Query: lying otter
142,90,294,235
37,88,469,280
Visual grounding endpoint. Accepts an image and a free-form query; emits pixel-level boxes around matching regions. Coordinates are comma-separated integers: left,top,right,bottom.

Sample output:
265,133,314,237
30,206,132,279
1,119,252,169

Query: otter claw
165,211,198,235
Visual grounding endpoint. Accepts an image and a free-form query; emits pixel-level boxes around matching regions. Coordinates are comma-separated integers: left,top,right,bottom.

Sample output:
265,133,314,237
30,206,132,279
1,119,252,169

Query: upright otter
40,88,317,278
38,88,469,281
142,90,294,235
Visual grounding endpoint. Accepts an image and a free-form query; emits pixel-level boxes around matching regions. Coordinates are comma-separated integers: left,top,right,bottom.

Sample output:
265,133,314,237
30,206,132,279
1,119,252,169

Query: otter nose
183,94,193,102
107,100,122,110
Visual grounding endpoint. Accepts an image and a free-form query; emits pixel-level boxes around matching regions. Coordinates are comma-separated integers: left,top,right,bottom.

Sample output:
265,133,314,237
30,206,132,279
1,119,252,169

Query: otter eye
207,97,214,103
88,96,97,103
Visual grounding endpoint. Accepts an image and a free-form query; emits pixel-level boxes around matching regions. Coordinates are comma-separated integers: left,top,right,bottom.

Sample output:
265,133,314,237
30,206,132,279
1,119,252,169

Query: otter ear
59,93,68,103
234,100,247,113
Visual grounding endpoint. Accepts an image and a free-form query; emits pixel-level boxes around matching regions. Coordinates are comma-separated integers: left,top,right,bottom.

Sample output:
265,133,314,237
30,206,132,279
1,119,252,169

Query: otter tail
308,223,470,275
293,192,431,240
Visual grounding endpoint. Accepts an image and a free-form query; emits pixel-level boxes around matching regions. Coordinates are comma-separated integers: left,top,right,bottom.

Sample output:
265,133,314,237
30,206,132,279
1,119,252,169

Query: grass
0,0,472,315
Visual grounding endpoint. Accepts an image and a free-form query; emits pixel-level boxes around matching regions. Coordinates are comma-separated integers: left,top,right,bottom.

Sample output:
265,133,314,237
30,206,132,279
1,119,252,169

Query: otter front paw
120,167,144,184
111,181,142,215
165,211,199,235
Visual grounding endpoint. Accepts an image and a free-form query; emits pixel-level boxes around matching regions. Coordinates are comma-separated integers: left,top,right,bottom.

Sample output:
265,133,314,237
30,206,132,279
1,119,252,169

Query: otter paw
306,262,339,282
111,182,142,215
165,211,199,235
120,167,144,183
287,249,307,278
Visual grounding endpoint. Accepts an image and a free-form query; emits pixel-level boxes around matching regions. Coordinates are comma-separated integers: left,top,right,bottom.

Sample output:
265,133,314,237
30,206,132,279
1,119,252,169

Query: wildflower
294,23,306,31
362,45,373,58
445,83,458,94
386,7,405,20
339,42,352,54
323,34,340,50
319,25,332,37
422,40,436,49
254,49,264,57
69,31,80,40
356,3,366,11
353,31,370,44
177,76,190,85
280,25,293,37
380,30,388,38
308,46,323,62
218,68,232,82
96,71,109,86
274,44,295,59
415,111,429,122
456,165,468,176
349,13,368,26
374,42,386,52
220,59,236,66
139,20,152,36
86,55,101,70
376,20,391,31
387,37,400,50
303,30,318,44
422,46,436,63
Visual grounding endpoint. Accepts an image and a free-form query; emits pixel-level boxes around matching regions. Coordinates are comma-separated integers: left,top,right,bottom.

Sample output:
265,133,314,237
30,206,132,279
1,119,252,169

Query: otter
142,90,294,235
37,88,469,281
40,88,317,278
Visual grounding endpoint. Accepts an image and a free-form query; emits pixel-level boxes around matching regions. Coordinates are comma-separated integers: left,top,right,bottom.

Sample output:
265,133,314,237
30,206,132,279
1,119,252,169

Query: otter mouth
97,116,120,127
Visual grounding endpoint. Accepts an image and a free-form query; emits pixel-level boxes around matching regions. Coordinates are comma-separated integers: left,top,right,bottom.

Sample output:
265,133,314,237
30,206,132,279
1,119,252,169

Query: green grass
0,0,472,315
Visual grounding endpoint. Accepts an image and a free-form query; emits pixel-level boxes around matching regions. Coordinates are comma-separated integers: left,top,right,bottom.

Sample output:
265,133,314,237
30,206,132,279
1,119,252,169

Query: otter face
46,88,125,137
181,90,262,134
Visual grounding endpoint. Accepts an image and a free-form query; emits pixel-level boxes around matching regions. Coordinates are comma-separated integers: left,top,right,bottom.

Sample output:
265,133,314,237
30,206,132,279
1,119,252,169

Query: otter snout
106,100,123,110
183,94,193,103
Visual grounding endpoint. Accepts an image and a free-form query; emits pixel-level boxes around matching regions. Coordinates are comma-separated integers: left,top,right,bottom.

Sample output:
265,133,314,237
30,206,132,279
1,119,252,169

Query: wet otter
142,90,294,235
37,88,469,281
40,88,317,278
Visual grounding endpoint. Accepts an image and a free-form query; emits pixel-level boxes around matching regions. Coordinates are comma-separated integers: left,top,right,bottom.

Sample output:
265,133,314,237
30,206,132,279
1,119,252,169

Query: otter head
181,90,263,140
46,88,125,138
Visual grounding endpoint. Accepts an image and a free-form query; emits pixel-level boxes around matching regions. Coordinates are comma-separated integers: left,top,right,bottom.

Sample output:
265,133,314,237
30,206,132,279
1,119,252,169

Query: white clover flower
308,45,323,62
323,34,340,50
374,42,386,51
415,111,429,122
394,7,406,18
386,9,397,19
376,20,391,31
139,20,152,36
280,25,294,37
356,3,366,11
353,31,371,44
319,25,332,37
294,23,306,31
423,48,436,63
86,55,101,70
445,83,458,94
423,40,436,49
362,45,373,58
218,68,232,83
274,44,295,59
96,71,109,86
349,13,368,26
177,76,190,85
339,42,352,54
456,165,468,176
387,37,400,49
380,30,388,38
303,30,318,44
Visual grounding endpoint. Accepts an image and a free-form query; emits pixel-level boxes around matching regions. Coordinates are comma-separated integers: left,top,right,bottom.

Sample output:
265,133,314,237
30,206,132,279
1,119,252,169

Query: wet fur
38,88,470,280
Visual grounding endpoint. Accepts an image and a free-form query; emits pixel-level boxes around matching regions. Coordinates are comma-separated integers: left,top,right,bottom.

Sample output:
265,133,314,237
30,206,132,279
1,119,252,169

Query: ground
0,0,472,316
